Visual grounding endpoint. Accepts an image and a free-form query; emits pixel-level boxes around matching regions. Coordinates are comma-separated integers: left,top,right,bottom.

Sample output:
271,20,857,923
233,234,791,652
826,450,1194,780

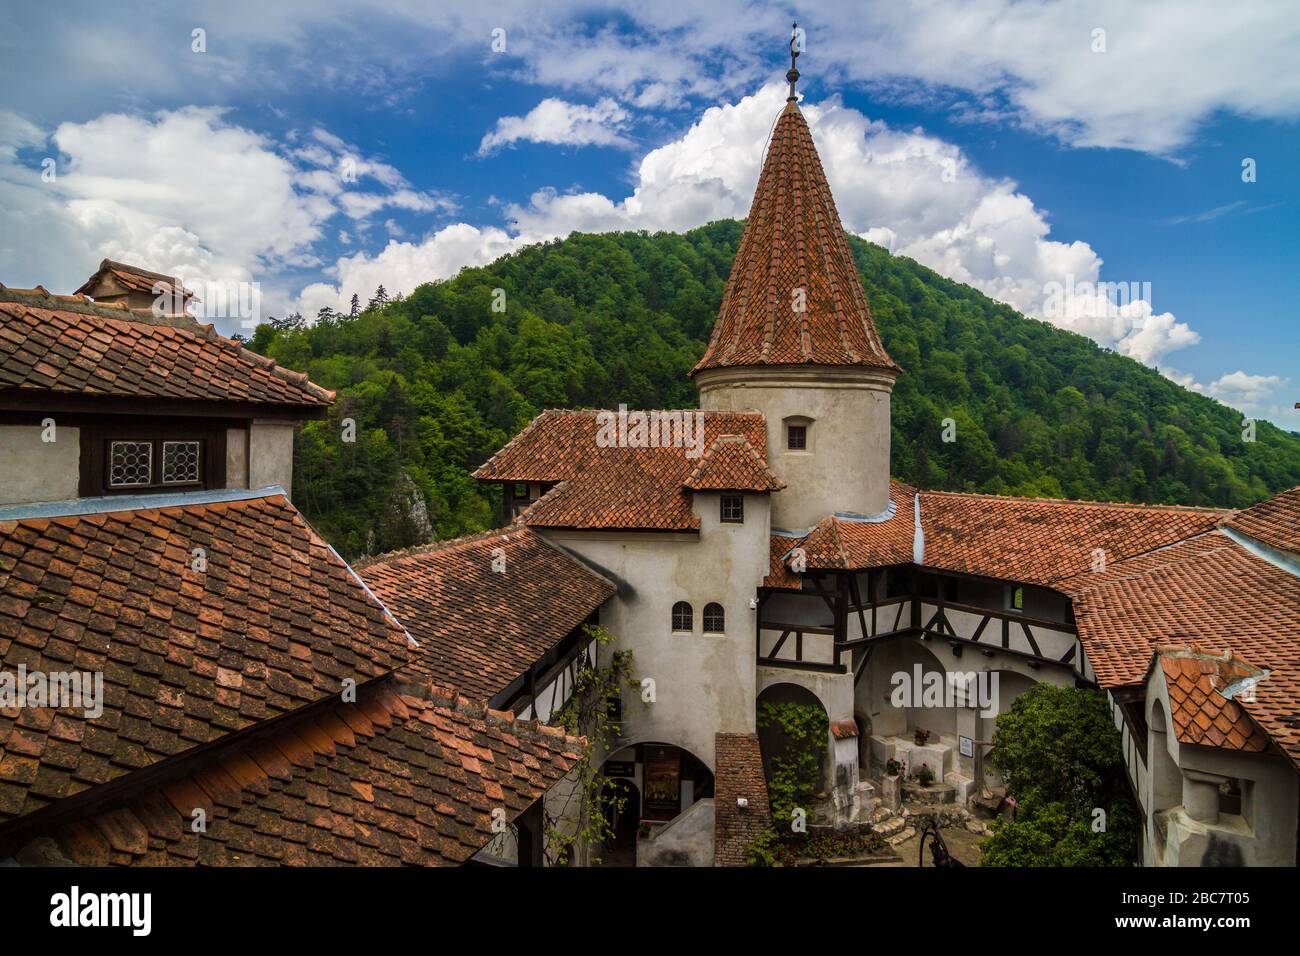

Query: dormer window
81,422,225,497
107,438,204,489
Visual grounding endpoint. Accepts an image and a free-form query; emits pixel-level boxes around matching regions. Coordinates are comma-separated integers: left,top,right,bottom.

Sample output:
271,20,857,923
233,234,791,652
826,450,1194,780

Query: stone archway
596,742,715,867
756,682,831,795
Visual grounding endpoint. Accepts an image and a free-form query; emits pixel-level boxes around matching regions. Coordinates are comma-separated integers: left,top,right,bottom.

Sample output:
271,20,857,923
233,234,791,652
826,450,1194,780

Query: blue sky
1,0,1296,427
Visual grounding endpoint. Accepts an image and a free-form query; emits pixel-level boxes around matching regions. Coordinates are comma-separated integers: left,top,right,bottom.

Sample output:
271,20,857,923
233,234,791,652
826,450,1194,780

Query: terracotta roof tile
0,289,332,408
1225,485,1300,555
683,435,786,492
693,101,897,376
1067,532,1300,766
779,482,916,576
74,260,196,301
0,493,411,824
357,526,615,704
918,491,1225,586
1156,646,1272,753
474,409,770,531
9,680,584,866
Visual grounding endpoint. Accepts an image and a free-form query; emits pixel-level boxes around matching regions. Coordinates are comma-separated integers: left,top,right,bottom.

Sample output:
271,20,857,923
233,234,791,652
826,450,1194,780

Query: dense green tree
981,685,1140,866
248,221,1300,558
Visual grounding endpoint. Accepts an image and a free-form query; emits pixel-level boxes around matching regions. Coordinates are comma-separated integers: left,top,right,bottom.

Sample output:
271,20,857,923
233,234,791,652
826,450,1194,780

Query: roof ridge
1063,529,1240,591
0,284,335,405
353,524,527,569
920,488,1234,515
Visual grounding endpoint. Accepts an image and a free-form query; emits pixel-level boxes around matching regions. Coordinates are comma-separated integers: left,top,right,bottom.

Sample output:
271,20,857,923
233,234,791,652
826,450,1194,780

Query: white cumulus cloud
479,97,632,154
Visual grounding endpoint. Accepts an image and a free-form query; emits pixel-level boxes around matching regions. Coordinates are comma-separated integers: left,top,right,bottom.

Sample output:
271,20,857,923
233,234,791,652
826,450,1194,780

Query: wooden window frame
720,494,744,523
787,423,807,450
80,420,226,497
702,602,725,634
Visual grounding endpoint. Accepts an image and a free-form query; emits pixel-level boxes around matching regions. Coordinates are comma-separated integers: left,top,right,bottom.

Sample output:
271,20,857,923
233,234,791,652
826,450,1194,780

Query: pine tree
367,286,389,311
349,293,360,317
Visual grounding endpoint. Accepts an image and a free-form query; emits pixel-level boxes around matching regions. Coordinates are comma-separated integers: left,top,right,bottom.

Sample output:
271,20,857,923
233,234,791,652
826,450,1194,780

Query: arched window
671,601,693,632
703,602,725,634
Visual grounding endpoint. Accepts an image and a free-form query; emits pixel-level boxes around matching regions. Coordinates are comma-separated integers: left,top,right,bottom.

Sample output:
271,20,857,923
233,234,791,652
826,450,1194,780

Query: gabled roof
0,489,412,823
1153,645,1272,754
683,435,786,492
357,526,615,703
6,680,585,866
75,259,196,302
1225,485,1300,556
692,100,898,376
1066,531,1300,766
474,409,771,531
0,285,333,409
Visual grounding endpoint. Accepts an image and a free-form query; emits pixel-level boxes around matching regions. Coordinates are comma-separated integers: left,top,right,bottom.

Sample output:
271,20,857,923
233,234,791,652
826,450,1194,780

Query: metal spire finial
787,21,801,102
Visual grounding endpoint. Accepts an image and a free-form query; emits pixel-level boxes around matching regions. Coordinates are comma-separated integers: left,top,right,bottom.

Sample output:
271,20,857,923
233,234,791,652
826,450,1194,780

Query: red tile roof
779,482,916,574
74,260,195,301
917,491,1225,586
0,492,411,823
692,101,897,376
0,287,333,408
683,435,786,492
474,409,770,531
1225,485,1300,555
1067,532,1300,766
7,680,585,866
357,526,615,704
1155,646,1272,753
714,732,771,867
765,534,803,589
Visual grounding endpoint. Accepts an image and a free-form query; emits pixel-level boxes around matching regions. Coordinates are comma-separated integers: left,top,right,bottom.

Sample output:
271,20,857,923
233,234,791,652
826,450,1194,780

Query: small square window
109,441,152,487
787,424,807,450
162,441,201,484
720,495,744,523
1007,586,1025,612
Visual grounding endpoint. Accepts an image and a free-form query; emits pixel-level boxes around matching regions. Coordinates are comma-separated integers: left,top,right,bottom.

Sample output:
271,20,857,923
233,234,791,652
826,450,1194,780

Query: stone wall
714,732,771,866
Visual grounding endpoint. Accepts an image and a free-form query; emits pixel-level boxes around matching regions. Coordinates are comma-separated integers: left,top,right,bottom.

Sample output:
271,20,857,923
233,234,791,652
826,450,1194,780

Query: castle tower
691,32,900,530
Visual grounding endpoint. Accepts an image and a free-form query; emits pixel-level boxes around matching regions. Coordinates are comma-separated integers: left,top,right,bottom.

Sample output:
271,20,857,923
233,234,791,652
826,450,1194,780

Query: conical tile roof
692,99,898,375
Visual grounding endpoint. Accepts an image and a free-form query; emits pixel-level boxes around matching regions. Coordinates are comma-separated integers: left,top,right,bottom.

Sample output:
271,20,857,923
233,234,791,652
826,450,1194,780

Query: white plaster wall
1144,668,1298,866
856,636,1073,743
696,366,895,528
225,427,249,489
540,492,771,770
248,421,295,494
0,424,80,505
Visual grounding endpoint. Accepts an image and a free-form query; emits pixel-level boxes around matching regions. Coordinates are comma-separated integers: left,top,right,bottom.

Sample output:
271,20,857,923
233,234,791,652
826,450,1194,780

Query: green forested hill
249,220,1300,558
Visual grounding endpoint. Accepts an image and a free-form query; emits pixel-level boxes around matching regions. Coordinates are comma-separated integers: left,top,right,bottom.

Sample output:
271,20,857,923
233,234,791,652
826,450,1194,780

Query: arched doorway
756,682,830,795
597,742,715,866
